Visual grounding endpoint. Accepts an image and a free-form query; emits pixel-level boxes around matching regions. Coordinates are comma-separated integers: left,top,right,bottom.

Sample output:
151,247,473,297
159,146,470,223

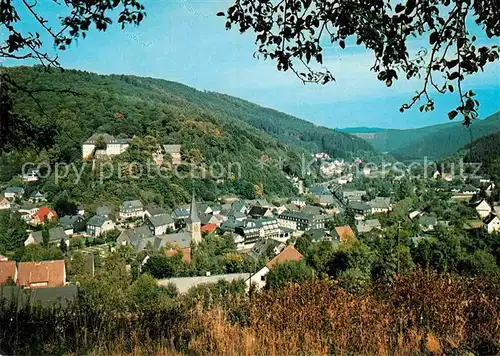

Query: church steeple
188,191,202,244
189,190,200,223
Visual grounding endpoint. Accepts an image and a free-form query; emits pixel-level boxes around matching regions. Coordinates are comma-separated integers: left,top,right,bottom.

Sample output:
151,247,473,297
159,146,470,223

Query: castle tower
187,191,202,244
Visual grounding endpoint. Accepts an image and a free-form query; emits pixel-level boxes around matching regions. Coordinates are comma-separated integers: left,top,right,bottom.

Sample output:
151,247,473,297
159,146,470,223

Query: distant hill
338,127,386,134
462,131,500,179
343,111,500,158
392,111,500,159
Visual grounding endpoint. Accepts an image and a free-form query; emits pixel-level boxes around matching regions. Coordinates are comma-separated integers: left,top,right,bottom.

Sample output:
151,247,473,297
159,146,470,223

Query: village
0,133,499,304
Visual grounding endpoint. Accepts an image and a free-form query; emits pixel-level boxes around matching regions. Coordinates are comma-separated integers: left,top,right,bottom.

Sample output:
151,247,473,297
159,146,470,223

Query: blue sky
3,0,499,129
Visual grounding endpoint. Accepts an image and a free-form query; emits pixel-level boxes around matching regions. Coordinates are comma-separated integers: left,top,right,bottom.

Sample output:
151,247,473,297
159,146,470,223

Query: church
116,193,202,263
185,191,202,244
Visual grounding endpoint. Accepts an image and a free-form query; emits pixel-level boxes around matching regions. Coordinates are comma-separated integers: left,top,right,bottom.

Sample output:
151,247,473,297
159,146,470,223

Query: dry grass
1,270,499,355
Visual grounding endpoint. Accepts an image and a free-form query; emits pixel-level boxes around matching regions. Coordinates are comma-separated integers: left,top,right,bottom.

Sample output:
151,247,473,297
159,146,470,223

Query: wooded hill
1,66,375,209
342,111,500,160
462,131,500,179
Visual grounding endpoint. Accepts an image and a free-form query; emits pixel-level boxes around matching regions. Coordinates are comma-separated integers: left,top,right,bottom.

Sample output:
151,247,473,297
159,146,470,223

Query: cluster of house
328,185,393,218
104,193,358,264
213,197,344,250
406,197,500,235
0,187,60,227
466,199,500,234
114,194,201,262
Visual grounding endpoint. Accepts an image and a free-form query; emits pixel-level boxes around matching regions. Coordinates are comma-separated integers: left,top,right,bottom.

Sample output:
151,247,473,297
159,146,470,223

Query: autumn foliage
1,270,498,355
183,270,499,355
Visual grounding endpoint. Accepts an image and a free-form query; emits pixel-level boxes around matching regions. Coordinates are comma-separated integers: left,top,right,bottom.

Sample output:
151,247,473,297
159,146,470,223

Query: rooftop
30,227,68,244
17,260,66,288
87,215,111,227
85,133,131,144
163,144,181,153
155,232,192,250
147,213,174,227
157,273,251,294
266,245,303,269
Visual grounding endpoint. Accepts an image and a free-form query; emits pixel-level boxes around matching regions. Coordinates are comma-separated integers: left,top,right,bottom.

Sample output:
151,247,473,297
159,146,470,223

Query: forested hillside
392,111,500,160
196,91,376,156
0,66,375,210
351,123,454,152
345,111,500,159
463,131,500,179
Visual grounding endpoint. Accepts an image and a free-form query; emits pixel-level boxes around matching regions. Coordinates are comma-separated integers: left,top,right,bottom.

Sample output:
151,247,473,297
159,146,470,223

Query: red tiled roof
166,247,192,263
32,206,57,222
201,223,217,233
335,225,356,242
0,261,16,285
17,260,66,289
266,245,303,269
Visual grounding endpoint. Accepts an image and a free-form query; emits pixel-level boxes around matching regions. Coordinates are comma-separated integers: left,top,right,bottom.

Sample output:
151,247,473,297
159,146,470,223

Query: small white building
22,170,39,182
291,197,306,208
409,210,422,220
119,200,145,220
245,245,303,290
4,187,24,199
82,133,131,159
86,215,115,236
28,191,47,204
484,215,500,234
476,199,492,219
368,197,392,214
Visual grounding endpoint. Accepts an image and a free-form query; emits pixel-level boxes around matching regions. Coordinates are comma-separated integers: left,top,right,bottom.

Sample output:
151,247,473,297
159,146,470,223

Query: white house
245,245,304,290
291,197,306,208
86,215,115,236
119,200,145,220
24,227,69,246
82,133,131,159
18,204,39,216
146,211,175,235
476,199,492,219
4,187,24,199
22,169,39,182
368,197,392,214
28,191,47,204
484,215,500,234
